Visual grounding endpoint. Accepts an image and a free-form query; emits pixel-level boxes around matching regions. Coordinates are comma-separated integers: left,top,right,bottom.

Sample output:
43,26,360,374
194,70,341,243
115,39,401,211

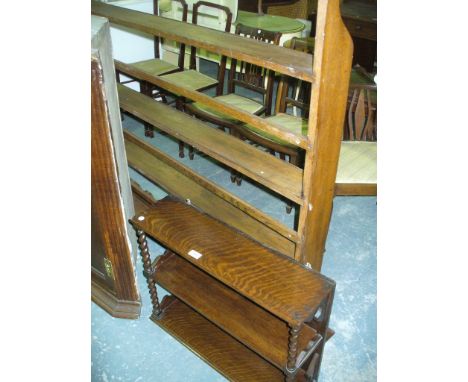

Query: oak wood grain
131,197,334,325
91,55,140,306
154,251,317,369
153,295,308,382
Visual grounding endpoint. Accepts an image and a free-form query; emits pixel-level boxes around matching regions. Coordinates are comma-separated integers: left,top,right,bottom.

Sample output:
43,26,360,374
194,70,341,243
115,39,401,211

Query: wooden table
236,10,305,45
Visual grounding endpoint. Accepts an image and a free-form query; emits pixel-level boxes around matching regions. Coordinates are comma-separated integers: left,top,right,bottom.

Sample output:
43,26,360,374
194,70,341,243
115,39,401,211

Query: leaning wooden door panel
91,16,141,319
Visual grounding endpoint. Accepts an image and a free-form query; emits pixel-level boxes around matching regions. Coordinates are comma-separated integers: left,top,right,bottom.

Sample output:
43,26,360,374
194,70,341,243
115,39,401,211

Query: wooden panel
91,54,140,309
154,252,318,369
124,135,297,256
91,279,141,320
119,84,304,204
131,197,335,325
91,1,315,82
295,0,354,270
153,296,307,382
115,60,310,150
343,17,376,41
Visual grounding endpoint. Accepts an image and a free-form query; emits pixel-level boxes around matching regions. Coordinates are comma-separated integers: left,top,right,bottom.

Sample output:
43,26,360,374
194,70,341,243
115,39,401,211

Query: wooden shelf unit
91,0,353,379
132,197,335,381
154,295,305,382
92,0,353,270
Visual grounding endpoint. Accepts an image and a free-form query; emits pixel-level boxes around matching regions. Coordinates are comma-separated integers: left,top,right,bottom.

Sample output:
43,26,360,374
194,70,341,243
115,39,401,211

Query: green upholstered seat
131,58,179,77
243,113,307,147
162,70,218,94
190,94,264,123
336,141,377,184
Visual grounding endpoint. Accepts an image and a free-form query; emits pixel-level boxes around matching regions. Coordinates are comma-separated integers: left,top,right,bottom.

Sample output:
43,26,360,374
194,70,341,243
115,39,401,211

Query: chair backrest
346,66,377,141
228,24,281,116
153,0,189,70
276,39,377,141
189,1,233,95
275,37,313,117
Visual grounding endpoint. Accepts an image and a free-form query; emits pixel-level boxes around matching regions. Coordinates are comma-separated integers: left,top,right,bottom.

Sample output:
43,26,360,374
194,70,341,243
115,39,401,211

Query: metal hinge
104,258,115,280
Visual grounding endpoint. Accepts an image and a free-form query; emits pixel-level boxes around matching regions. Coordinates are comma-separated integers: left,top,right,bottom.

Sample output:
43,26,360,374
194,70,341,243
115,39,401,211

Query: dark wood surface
118,84,304,204
131,197,335,325
91,1,314,82
311,0,376,71
153,295,308,382
154,251,318,369
91,55,141,319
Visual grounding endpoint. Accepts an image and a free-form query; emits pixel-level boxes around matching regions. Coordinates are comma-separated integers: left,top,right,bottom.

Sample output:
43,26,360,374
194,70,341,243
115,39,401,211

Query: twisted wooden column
137,229,162,317
285,324,301,381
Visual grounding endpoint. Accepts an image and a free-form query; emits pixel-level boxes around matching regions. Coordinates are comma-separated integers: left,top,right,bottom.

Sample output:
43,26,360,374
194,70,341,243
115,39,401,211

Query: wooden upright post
296,0,354,270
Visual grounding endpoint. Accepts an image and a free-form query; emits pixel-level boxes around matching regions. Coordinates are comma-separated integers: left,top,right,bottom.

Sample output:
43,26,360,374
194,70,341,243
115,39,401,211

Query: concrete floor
91,60,377,382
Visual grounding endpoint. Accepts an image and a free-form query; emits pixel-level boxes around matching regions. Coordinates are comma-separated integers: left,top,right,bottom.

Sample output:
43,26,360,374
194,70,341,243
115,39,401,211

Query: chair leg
230,170,237,183
227,127,242,185
189,145,194,160
175,99,185,158
285,152,299,214
140,81,155,138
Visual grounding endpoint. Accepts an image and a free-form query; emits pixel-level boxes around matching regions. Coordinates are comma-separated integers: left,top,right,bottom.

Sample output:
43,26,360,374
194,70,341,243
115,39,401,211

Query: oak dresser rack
92,0,353,380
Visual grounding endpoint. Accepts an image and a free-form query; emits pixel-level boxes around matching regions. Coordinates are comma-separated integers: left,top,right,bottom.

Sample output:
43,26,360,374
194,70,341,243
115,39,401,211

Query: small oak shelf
131,197,335,381
154,296,303,382
154,251,318,369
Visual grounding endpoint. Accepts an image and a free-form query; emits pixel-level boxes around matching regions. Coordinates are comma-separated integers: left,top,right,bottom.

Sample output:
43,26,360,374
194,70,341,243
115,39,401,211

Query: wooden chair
183,24,281,162
234,36,311,172
155,1,233,157
236,71,376,212
117,0,189,137
336,66,377,195
235,39,376,208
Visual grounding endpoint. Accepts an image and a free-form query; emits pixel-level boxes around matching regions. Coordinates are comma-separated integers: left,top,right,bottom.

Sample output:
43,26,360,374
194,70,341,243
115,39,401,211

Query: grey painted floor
91,61,377,382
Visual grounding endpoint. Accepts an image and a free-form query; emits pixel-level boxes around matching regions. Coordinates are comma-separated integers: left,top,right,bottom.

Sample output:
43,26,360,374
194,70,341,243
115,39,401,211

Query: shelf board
153,295,307,382
119,84,304,204
91,1,315,83
154,252,318,370
131,180,158,215
115,60,310,150
132,197,335,326
124,134,297,256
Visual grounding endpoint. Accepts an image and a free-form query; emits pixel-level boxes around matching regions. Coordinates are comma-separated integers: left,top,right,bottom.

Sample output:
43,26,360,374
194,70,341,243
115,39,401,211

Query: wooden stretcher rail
118,84,304,204
124,132,298,256
91,1,315,83
115,60,310,150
